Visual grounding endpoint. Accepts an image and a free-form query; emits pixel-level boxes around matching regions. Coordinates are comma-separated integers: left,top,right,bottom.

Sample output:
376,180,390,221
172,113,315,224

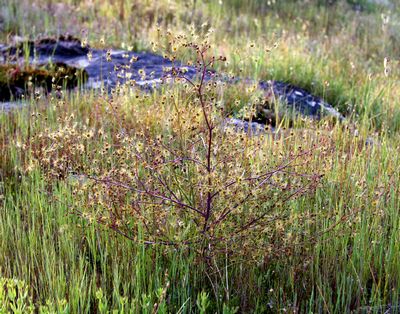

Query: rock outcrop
0,36,343,122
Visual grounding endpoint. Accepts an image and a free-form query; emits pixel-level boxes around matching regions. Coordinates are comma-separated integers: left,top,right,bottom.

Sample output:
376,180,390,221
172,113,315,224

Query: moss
0,63,87,101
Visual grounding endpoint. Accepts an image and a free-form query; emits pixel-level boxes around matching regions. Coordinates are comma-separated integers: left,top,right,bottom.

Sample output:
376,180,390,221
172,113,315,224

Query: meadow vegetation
0,0,400,312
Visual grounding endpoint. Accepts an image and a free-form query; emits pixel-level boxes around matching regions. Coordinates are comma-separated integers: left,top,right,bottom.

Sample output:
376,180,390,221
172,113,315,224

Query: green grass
1,0,400,313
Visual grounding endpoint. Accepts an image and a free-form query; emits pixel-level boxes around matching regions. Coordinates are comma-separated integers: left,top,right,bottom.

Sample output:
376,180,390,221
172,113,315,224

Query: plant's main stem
197,49,214,234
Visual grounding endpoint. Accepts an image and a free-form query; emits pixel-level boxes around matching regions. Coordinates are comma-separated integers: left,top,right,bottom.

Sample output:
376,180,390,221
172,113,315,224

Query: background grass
0,0,400,312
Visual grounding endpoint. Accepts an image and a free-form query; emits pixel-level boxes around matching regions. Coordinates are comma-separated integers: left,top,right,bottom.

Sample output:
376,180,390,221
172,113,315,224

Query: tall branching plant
64,29,332,261
28,30,338,288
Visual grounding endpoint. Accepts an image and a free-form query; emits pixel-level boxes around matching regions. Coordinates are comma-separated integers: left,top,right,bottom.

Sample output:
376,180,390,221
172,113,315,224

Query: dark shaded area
0,62,87,101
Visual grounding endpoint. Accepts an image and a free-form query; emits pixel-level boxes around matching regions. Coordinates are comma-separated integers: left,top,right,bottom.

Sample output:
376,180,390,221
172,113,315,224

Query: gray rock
224,118,273,135
258,80,344,121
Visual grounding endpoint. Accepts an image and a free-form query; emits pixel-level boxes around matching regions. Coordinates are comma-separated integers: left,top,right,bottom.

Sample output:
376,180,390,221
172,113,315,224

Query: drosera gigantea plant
80,29,328,252
25,28,359,304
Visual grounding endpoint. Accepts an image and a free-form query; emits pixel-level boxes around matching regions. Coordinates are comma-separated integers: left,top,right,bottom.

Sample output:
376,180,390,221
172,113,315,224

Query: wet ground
0,36,343,122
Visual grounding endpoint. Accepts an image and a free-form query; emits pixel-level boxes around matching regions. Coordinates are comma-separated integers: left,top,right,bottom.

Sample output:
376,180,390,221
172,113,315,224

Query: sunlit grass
0,0,400,312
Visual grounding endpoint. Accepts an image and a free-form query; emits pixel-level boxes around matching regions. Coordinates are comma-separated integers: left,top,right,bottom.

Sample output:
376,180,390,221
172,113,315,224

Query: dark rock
0,35,89,61
83,50,197,91
224,118,271,135
258,80,344,122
